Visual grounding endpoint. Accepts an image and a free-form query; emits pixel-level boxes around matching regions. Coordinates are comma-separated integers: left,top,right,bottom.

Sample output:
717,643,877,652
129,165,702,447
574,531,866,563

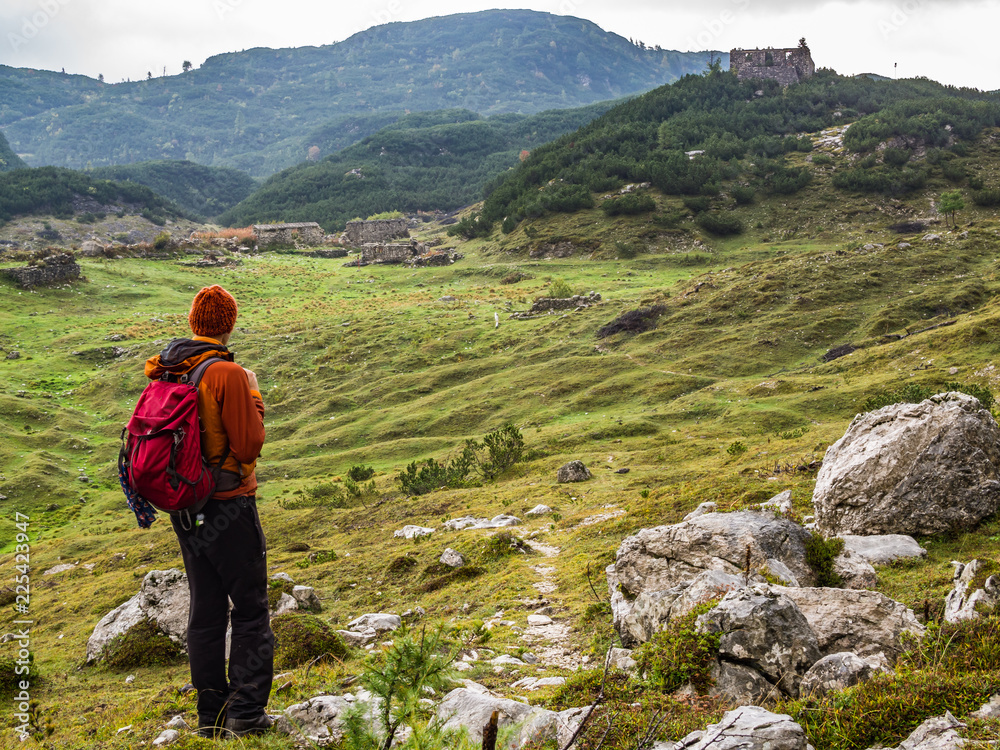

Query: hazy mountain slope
0,129,24,172
88,160,257,218
0,10,721,177
220,100,620,230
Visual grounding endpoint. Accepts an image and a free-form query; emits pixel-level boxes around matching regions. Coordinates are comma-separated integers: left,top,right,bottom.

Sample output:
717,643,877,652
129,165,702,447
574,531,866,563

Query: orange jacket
144,336,265,499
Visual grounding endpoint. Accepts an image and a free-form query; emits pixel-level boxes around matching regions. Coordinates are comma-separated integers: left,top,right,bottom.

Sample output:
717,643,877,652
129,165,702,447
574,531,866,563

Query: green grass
3,150,1000,747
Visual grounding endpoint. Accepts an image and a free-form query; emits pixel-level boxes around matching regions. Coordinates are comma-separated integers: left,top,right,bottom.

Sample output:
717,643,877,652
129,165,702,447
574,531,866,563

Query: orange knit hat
189,285,238,338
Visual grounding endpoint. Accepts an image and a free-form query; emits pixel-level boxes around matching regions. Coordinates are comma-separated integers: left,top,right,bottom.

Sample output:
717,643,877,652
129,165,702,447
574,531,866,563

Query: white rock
683,502,717,521
526,504,552,516
394,525,434,539
814,393,1000,536
152,729,179,747
439,548,465,568
527,614,553,626
673,706,809,749
944,559,1000,623
760,490,793,514
491,654,526,666
44,563,77,575
292,585,322,611
347,613,401,633
271,572,295,584
337,629,376,648
876,712,965,750
839,535,927,565
87,569,190,662
164,715,189,730
274,593,298,615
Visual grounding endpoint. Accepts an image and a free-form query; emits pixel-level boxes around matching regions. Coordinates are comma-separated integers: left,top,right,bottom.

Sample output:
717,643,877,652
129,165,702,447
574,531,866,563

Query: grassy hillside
87,160,256,219
220,101,620,230
4,107,1000,747
1,10,720,177
0,166,183,226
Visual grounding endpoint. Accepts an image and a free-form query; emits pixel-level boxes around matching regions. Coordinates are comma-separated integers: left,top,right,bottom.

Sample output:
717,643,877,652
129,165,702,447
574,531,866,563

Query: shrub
811,153,833,166
883,147,912,167
366,210,404,220
102,619,184,669
731,185,756,204
972,188,1000,207
683,196,711,214
153,232,171,250
481,530,528,561
272,612,347,669
475,424,525,481
804,534,844,588
347,465,375,482
547,278,575,299
634,603,721,694
726,441,748,456
596,306,666,338
601,193,656,216
447,212,493,239
267,578,295,609
697,211,743,236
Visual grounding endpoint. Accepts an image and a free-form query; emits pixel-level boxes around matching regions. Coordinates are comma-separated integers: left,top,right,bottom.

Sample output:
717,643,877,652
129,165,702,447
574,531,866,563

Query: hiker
142,284,273,737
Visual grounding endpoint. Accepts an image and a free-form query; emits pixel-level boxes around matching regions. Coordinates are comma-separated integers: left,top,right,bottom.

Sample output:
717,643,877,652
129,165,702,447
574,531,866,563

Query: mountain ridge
1,10,723,177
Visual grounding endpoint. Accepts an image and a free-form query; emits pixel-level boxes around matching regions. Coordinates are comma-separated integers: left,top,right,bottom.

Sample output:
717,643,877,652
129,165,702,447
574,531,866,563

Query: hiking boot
195,722,224,738
223,714,274,737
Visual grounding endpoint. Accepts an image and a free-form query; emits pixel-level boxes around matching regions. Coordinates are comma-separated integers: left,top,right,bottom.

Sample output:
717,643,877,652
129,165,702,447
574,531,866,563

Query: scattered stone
439,295,457,302
44,563,77,575
439,548,465,568
272,572,296,584
557,460,591,483
799,652,891,698
152,729,180,747
671,706,809,750
6,351,20,360
526,504,552,516
443,515,521,530
839,535,927,565
944,559,1000,623
832,549,878,590
337,630,377,648
347,613,401,634
164,715,189,730
814,393,1000,536
274,593,298,615
527,614,553,626
922,233,942,242
759,490,792,514
605,647,638,674
436,688,583,749
683,502,716,521
970,694,1000,720
276,694,379,747
491,654,526,667
394,525,434,539
614,467,630,474
867,712,965,750
292,585,322,612
87,569,190,662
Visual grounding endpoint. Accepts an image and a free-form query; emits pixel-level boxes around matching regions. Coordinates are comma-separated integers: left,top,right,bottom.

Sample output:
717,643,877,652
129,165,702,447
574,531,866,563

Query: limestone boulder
439,548,465,568
774,585,924,663
86,569,190,662
864,712,966,750
944,559,1000,623
276,693,381,747
607,511,814,644
671,706,809,750
436,687,583,749
394,525,434,539
696,586,821,696
347,613,401,634
557,461,591,483
814,393,1000,536
799,652,891,698
840,535,927,565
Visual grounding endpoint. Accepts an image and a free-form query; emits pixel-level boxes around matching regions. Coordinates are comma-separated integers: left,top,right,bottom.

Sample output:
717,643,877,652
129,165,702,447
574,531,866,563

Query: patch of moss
804,533,845,588
102,619,184,670
272,613,348,669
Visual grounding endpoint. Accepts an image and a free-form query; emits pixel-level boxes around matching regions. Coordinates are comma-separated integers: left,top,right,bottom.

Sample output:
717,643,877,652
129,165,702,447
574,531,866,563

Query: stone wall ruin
253,222,325,248
730,45,815,85
343,218,409,246
2,252,81,288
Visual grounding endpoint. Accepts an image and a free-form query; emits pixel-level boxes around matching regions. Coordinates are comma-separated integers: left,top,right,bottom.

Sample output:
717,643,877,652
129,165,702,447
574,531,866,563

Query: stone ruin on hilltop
730,41,815,85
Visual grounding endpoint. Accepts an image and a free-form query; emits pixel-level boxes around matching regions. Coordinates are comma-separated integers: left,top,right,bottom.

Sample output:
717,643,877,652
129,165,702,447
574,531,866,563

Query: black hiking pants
171,495,274,725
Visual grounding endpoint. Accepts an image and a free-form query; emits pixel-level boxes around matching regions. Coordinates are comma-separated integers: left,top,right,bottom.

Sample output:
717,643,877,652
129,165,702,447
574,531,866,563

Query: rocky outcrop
443,515,521,530
87,569,190,661
814,393,1000,536
394,525,435,539
697,586,821,696
276,693,382,747
669,706,809,750
607,511,815,645
944,559,1000,623
864,712,966,750
775,585,924,663
799,652,891,698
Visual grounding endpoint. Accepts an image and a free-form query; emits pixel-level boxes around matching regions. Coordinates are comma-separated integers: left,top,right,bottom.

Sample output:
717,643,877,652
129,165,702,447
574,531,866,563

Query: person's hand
244,368,259,391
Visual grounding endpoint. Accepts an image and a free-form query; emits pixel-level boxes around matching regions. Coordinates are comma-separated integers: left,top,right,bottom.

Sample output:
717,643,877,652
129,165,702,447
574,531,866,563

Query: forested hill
219,101,619,230
87,161,257,218
478,71,1000,232
0,130,25,171
1,10,720,177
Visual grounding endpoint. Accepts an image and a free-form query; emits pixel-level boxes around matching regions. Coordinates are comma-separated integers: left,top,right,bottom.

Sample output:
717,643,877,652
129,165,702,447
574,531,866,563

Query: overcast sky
1,0,997,90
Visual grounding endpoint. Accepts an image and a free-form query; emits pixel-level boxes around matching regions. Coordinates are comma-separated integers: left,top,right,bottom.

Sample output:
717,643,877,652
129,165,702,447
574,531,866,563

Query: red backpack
119,357,227,524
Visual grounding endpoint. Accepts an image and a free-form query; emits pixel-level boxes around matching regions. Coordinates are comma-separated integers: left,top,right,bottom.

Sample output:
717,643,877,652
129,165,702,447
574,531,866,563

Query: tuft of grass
804,534,845,588
271,612,348,669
